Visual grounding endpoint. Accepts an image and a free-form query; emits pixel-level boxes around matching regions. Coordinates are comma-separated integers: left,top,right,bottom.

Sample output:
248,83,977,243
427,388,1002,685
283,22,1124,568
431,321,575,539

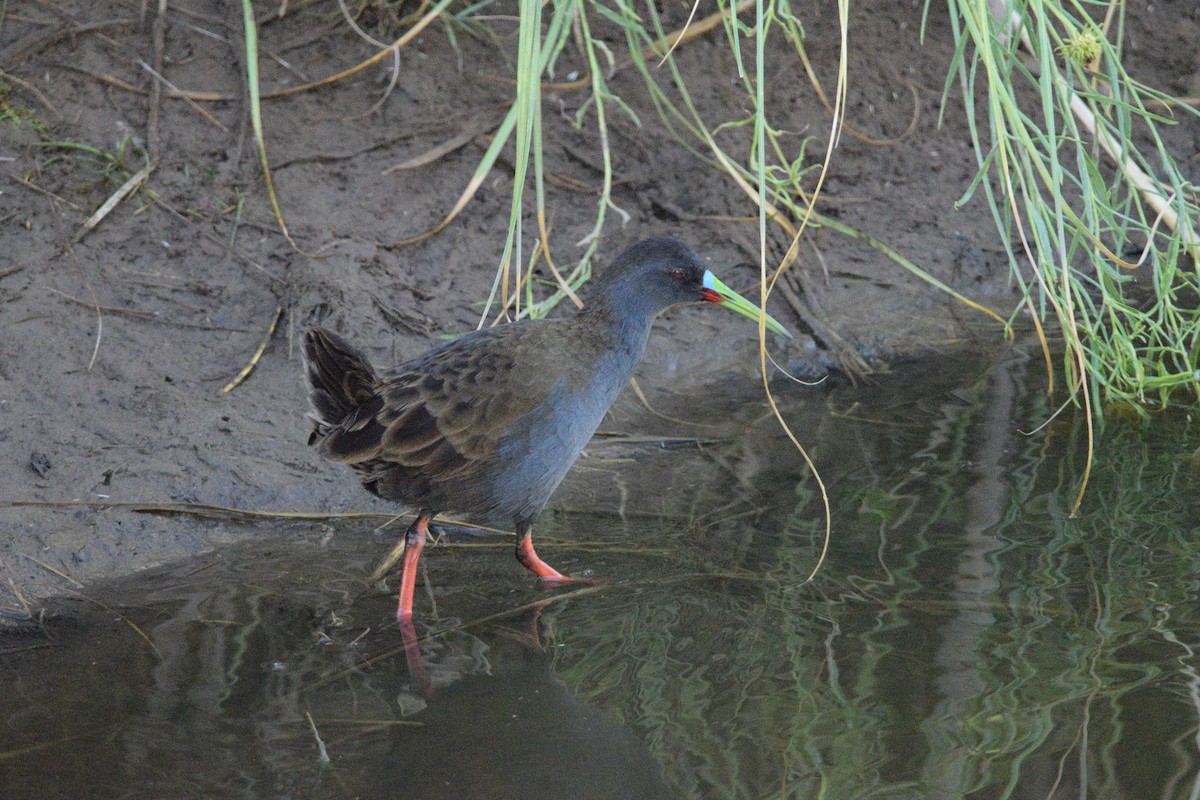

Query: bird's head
590,237,792,338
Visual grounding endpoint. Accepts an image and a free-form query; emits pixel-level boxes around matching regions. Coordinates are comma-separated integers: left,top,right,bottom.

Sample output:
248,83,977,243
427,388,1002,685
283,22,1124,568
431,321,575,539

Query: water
4,346,1200,799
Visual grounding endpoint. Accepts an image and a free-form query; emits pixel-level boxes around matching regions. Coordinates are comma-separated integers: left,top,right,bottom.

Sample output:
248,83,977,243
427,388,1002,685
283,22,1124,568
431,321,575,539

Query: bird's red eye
671,267,685,280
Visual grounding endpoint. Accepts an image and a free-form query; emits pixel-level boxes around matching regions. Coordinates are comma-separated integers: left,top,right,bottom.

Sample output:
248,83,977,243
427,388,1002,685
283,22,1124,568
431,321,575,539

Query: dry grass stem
73,163,154,244
11,175,82,210
368,536,410,584
221,304,284,394
794,45,921,146
18,553,85,588
70,591,162,659
3,499,504,534
0,69,63,118
645,0,755,61
391,136,499,247
305,712,332,763
308,717,422,727
259,0,454,100
381,116,501,175
0,724,127,763
138,59,229,132
0,558,33,619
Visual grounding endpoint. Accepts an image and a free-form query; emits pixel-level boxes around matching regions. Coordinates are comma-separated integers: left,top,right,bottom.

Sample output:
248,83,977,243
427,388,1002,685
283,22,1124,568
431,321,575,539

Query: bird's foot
516,531,588,582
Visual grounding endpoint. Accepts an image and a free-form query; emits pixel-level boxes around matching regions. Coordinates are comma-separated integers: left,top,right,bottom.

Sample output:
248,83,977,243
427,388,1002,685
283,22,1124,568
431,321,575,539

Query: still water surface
3,348,1200,799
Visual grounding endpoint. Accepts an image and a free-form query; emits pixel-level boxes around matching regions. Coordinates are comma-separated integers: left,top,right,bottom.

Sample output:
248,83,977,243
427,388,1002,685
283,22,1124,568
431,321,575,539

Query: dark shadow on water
5,344,1200,799
1,550,680,800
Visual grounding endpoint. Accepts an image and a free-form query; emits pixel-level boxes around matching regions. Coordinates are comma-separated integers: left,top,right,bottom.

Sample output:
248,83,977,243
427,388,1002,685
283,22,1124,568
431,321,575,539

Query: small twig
3,499,504,533
0,557,33,619
0,68,63,119
367,534,410,584
18,553,84,588
146,194,275,279
78,0,452,105
351,46,401,119
138,59,230,132
62,245,104,371
49,287,153,319
69,591,162,659
63,67,154,98
307,717,421,727
0,19,132,64
381,116,501,175
333,0,401,119
335,0,389,48
538,0,756,91
221,303,283,394
372,513,407,536
10,175,83,210
305,712,331,764
146,0,169,162
0,723,129,762
391,131,509,247
48,287,254,331
257,0,454,100
643,0,755,62
74,162,155,243
534,230,584,309
264,49,310,84
656,0,703,65
626,378,723,428
270,130,422,169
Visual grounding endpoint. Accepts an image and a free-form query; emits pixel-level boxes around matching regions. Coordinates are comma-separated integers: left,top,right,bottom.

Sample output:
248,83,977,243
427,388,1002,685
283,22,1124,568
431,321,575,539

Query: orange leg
396,510,432,620
514,521,568,581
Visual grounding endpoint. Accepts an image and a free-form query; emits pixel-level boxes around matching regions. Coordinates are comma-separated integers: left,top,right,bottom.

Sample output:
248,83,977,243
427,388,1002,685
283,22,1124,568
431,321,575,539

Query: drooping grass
240,0,294,248
934,0,1200,417
349,1,1199,419
371,0,1008,335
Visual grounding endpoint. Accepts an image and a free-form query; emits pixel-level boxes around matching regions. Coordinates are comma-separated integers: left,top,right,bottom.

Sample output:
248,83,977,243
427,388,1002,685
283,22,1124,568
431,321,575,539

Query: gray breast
488,350,636,522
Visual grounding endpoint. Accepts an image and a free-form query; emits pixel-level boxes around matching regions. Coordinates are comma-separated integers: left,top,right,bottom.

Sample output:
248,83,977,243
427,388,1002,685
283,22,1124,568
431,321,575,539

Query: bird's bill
701,271,793,339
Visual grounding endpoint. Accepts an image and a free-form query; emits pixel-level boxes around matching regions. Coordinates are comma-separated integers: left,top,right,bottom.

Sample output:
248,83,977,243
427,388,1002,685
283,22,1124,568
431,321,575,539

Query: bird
303,237,790,620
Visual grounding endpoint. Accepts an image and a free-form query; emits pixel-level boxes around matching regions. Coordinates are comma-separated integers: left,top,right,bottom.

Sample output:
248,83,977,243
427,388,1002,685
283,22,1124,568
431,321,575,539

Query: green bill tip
702,271,793,339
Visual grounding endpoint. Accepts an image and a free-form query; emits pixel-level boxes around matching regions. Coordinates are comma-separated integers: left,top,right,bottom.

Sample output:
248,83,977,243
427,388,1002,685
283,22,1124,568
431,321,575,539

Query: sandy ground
1,0,1197,607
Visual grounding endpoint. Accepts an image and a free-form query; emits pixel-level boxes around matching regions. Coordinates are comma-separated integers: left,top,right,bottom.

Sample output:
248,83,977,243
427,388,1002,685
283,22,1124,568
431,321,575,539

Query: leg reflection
397,614,431,695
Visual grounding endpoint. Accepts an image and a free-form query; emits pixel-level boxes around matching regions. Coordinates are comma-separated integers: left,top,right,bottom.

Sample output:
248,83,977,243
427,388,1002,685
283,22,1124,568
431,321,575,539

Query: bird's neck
580,287,659,367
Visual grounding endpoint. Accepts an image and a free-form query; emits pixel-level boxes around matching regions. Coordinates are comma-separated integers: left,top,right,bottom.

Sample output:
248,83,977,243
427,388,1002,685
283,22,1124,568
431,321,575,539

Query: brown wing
321,321,571,482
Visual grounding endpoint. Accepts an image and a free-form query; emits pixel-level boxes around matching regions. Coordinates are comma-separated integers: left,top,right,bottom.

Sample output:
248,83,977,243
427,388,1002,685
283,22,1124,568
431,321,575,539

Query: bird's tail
302,327,379,445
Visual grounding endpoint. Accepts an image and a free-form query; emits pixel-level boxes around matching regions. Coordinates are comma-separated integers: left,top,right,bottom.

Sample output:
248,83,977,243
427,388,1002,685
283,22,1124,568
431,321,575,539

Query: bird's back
304,316,640,522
